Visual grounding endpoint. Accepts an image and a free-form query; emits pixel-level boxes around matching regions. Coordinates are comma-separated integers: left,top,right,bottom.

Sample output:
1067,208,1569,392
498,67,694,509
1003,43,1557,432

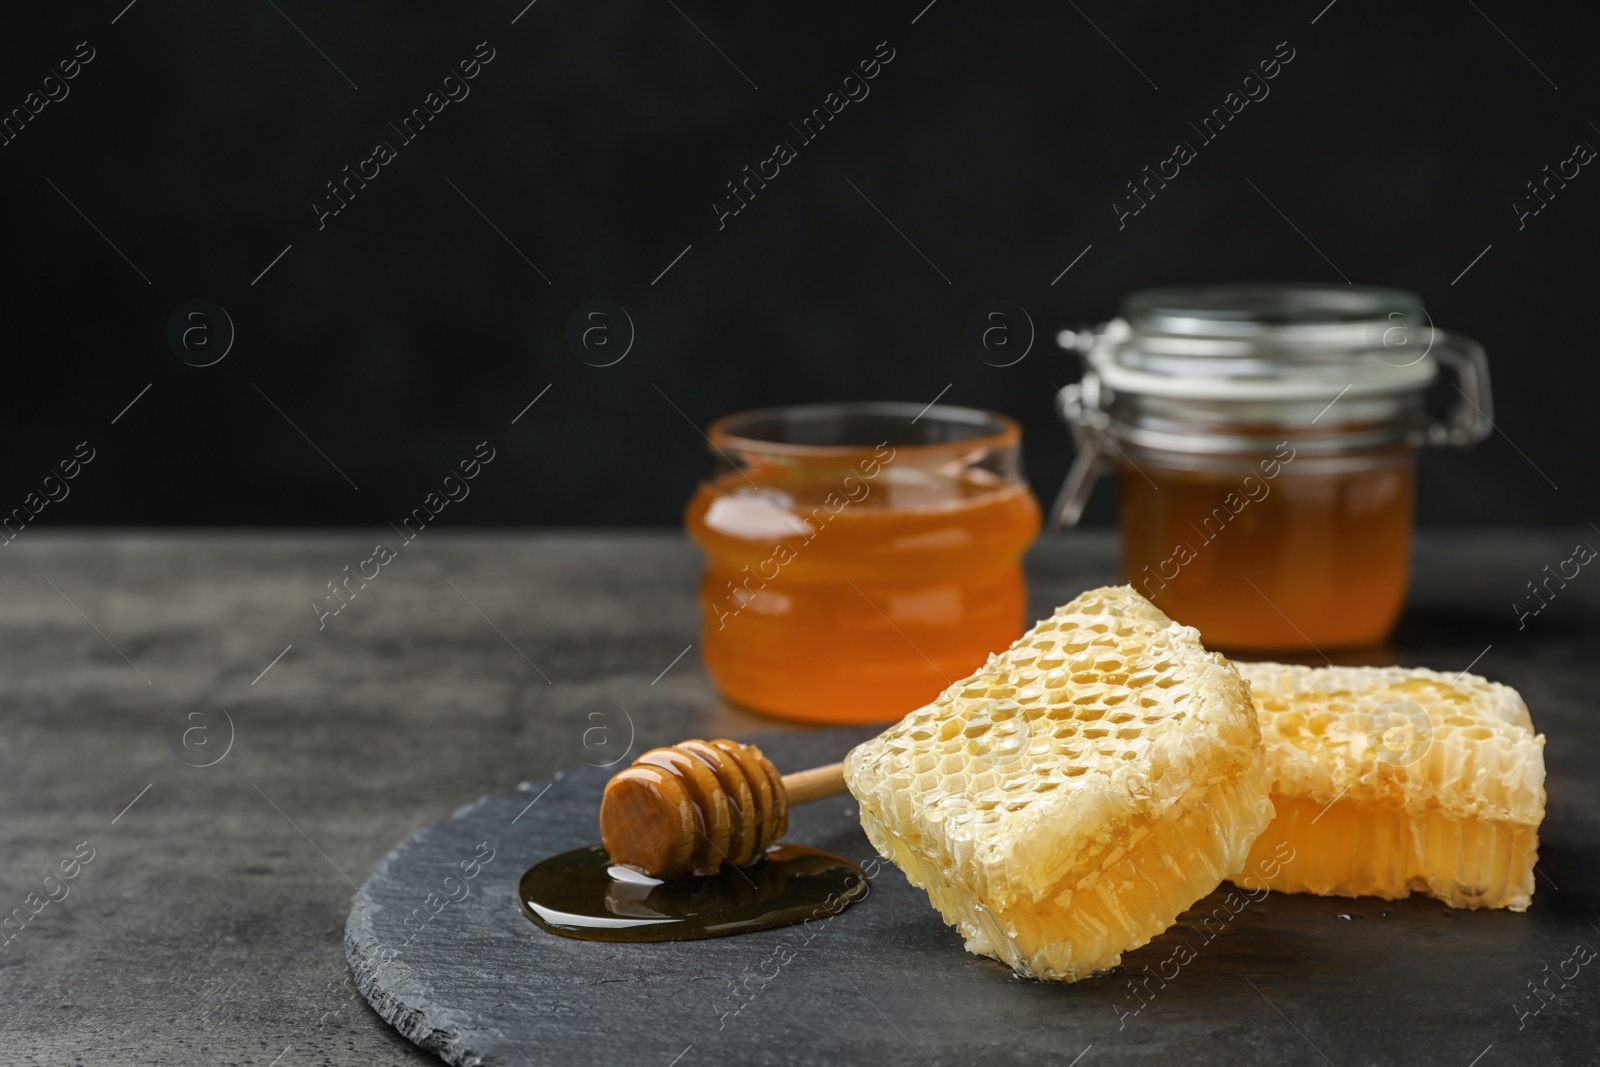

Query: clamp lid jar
1054,283,1492,651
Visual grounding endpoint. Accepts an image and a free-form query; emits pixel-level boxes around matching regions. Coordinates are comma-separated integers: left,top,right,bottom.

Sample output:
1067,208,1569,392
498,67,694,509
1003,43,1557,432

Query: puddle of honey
519,843,867,942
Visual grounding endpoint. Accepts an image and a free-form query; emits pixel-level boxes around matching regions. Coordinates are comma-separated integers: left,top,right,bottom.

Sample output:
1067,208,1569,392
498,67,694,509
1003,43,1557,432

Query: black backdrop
1,0,1594,530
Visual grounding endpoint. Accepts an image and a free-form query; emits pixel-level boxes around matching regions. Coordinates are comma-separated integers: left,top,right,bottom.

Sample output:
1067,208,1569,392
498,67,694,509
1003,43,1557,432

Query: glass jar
1052,284,1492,651
686,402,1041,723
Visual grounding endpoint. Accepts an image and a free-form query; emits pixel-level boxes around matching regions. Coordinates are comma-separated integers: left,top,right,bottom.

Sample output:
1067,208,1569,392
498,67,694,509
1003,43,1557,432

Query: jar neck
717,439,1026,490
1114,443,1415,477
708,404,1026,487
1101,390,1432,468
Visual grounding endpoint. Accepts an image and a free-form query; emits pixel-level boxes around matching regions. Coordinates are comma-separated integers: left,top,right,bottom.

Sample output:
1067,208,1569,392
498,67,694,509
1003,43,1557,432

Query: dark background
1,0,1593,530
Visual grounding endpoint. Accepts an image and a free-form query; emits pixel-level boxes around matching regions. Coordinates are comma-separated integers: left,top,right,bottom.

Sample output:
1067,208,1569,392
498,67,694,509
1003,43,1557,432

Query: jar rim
709,402,1020,458
1124,283,1423,338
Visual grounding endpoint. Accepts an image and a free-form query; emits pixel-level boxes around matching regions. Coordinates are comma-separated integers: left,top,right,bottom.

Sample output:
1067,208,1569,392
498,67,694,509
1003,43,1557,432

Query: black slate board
347,728,1599,1067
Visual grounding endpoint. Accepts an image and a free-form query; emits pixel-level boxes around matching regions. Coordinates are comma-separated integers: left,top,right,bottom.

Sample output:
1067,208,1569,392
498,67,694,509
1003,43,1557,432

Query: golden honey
1238,797,1540,909
688,461,1039,723
1121,457,1415,649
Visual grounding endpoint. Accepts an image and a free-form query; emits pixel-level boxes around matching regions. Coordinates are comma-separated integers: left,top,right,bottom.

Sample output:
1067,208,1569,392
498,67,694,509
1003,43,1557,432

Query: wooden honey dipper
599,739,847,878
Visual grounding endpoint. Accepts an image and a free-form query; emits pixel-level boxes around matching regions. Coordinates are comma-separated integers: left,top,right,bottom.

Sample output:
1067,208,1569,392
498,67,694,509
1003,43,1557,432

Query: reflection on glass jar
686,403,1041,723
1054,284,1492,651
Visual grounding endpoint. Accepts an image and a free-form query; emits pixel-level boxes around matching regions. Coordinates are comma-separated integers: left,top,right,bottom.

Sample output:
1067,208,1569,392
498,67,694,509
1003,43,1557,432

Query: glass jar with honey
687,403,1041,724
1052,284,1492,651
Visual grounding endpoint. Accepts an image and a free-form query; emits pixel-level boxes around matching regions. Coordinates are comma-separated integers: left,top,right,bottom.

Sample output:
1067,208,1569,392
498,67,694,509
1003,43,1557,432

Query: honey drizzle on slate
519,843,867,942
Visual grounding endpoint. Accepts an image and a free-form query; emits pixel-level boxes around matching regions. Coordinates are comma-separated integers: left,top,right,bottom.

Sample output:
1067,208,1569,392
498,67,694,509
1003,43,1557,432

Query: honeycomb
1232,663,1546,910
843,585,1272,981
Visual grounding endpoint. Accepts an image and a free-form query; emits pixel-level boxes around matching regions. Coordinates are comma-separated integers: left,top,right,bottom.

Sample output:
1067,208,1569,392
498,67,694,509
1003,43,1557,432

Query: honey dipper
599,739,847,878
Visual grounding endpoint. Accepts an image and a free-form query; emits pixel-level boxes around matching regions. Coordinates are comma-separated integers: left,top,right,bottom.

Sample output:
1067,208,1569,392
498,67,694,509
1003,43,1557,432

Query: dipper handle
781,762,846,806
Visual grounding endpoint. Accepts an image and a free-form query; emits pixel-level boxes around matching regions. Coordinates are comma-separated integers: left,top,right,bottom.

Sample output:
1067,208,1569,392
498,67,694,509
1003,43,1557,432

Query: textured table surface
1,530,1597,1066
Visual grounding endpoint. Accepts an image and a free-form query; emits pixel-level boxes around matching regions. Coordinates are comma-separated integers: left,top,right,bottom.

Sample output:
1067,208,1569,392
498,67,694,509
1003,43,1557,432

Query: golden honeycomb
1232,663,1546,910
843,586,1272,981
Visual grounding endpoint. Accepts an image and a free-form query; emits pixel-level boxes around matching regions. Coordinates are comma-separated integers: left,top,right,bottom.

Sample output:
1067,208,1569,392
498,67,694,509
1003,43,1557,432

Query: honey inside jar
686,404,1041,724
1120,454,1415,649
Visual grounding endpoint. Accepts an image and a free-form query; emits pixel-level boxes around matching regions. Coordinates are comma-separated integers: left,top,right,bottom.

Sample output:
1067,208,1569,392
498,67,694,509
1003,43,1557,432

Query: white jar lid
1066,284,1442,403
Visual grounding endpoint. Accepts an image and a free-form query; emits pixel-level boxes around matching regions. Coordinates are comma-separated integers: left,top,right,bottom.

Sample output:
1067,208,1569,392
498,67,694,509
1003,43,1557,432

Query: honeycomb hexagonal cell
1231,663,1547,911
843,586,1272,981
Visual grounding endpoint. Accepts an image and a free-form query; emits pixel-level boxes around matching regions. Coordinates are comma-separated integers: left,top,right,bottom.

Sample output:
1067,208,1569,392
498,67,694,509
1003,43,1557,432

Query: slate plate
347,728,1596,1066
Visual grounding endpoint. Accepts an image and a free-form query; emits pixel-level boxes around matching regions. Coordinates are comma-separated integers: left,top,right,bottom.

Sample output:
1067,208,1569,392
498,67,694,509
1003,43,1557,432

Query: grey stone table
1,530,1597,1066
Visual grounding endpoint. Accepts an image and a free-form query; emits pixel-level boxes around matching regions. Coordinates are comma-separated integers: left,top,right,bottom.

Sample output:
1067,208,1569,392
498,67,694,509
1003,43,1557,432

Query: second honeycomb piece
844,585,1273,982
1231,663,1546,911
